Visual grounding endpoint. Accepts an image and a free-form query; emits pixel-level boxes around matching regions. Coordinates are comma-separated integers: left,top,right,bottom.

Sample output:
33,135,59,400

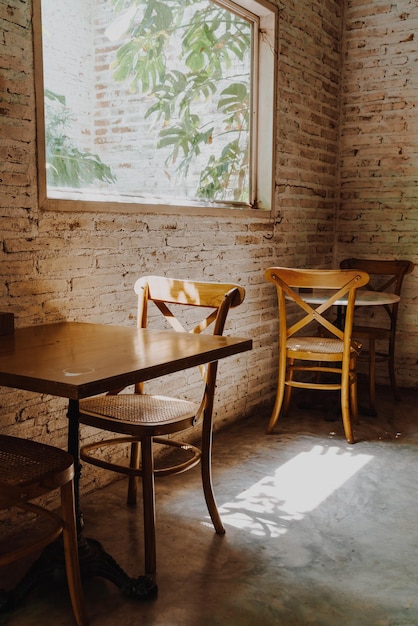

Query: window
33,0,277,215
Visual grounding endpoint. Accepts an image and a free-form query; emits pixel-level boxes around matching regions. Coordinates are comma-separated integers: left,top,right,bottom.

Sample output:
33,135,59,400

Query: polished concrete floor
1,383,418,625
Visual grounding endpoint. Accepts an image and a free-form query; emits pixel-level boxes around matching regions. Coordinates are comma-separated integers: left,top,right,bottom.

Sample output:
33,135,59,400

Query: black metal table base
78,536,157,599
0,535,157,613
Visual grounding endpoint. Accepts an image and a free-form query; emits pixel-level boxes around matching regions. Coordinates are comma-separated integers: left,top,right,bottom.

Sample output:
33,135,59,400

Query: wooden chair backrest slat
132,276,245,396
135,276,245,337
340,258,414,295
265,267,369,353
340,258,414,327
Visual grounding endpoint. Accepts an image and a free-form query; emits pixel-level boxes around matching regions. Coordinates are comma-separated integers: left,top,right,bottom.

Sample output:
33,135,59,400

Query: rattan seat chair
340,258,414,415
265,267,369,444
0,435,88,626
79,276,245,576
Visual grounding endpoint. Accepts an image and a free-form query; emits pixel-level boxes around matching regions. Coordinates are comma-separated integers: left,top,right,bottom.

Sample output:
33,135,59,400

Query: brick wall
337,0,418,387
1,0,416,495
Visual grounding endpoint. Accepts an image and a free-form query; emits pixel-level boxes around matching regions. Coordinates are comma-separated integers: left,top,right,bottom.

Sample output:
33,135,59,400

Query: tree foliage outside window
109,0,252,203
45,90,116,188
36,0,277,213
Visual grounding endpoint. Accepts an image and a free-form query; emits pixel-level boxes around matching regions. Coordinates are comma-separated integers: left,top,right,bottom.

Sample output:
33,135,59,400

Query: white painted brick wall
337,0,418,388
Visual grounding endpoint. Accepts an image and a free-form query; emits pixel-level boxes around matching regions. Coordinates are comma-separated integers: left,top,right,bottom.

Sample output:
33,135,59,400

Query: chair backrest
340,258,414,328
264,267,369,354
133,276,245,400
0,435,74,509
135,276,245,334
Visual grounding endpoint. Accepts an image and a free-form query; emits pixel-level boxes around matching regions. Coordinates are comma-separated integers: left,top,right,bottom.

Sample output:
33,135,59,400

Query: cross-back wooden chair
0,435,88,626
79,276,245,576
264,267,369,444
340,258,414,415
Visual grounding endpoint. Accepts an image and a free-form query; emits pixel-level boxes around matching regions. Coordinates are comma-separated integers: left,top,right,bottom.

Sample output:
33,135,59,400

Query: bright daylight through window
33,0,277,214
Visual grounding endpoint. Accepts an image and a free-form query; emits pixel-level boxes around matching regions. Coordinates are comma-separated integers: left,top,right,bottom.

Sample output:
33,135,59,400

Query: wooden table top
297,289,400,307
0,322,252,400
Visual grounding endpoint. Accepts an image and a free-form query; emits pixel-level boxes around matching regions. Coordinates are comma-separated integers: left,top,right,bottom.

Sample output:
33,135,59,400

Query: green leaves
45,91,116,188
46,145,116,188
183,20,219,72
198,139,248,201
112,36,167,93
111,0,251,202
219,83,249,128
111,0,175,92
158,122,214,173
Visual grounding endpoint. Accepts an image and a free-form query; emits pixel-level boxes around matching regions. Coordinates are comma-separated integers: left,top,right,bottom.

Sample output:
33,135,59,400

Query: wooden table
296,288,400,307
0,322,252,601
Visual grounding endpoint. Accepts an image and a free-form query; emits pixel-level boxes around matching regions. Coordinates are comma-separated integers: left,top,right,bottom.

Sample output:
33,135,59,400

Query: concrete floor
1,383,418,625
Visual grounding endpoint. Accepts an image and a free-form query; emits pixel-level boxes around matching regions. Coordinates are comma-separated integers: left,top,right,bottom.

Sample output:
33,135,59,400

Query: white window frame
32,0,277,217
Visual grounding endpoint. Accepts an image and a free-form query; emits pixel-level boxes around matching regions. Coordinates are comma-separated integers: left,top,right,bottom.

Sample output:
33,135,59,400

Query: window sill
40,197,273,220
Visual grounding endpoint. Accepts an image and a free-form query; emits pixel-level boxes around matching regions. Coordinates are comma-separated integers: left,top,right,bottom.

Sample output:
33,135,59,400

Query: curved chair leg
341,373,354,444
282,387,292,416
282,360,294,416
266,391,284,434
266,356,287,434
60,481,89,626
201,413,225,535
141,437,157,577
349,379,359,426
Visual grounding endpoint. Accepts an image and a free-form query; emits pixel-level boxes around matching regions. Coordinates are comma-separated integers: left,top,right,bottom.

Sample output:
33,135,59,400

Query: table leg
66,399,158,598
67,399,83,532
0,401,157,613
141,436,157,576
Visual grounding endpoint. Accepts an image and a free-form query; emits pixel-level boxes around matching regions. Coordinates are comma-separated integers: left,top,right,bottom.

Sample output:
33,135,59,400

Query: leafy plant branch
110,0,251,201
45,90,116,188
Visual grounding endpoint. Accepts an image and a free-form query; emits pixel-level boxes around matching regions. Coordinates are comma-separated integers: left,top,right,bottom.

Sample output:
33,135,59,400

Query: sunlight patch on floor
214,445,373,537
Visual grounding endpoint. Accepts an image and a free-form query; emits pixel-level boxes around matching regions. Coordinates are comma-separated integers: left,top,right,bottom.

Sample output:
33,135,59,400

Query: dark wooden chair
340,258,414,414
0,435,88,626
265,267,369,444
79,276,245,576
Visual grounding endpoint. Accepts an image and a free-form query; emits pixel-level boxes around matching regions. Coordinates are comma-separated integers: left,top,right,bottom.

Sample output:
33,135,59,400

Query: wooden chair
264,267,369,444
79,276,245,576
0,435,88,626
340,258,414,415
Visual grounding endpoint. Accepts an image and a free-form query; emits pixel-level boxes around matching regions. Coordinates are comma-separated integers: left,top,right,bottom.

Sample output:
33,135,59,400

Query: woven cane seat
287,337,344,354
287,337,362,355
0,435,88,626
0,437,74,502
80,395,198,427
